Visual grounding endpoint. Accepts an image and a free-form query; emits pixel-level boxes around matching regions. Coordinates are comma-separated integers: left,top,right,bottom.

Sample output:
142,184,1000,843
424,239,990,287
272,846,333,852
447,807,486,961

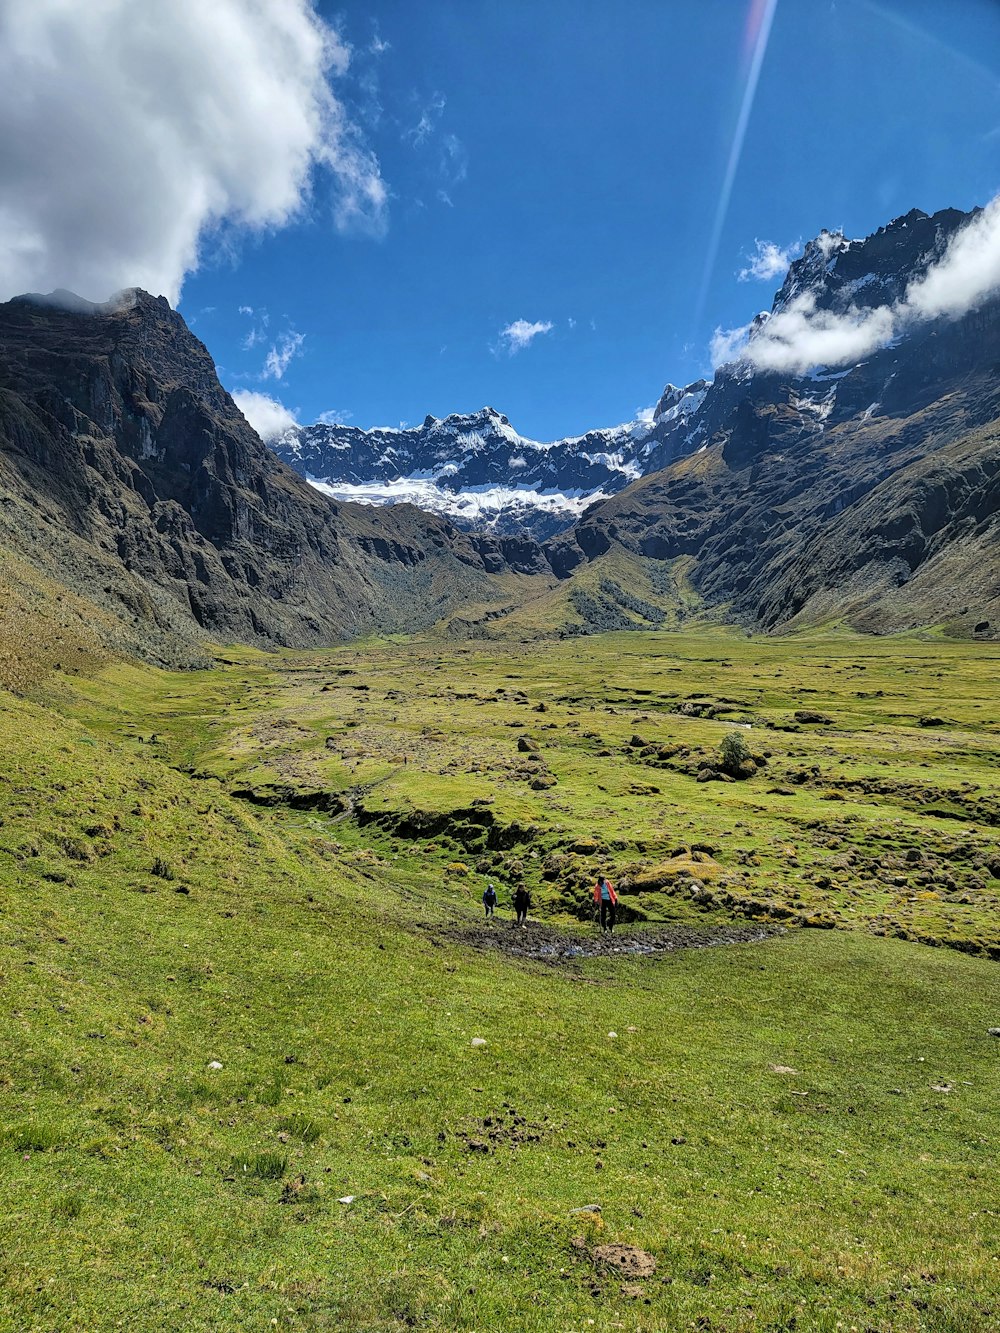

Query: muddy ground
422,916,781,963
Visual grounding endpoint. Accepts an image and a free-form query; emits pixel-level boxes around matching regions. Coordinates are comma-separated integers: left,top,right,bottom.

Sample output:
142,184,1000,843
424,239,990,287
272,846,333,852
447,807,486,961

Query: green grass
1,628,999,1330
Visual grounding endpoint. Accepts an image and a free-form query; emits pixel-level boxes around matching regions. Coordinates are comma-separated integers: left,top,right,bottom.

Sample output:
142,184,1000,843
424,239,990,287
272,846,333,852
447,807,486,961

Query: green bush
718,730,753,776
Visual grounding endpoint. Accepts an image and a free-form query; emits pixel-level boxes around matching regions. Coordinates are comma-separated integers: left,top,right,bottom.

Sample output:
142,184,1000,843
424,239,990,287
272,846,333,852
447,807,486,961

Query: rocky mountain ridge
0,289,539,665
1,202,996,662
271,384,708,541
548,206,1000,636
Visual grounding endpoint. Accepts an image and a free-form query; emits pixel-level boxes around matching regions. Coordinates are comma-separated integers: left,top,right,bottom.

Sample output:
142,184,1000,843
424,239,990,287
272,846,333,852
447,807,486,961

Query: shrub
718,731,754,777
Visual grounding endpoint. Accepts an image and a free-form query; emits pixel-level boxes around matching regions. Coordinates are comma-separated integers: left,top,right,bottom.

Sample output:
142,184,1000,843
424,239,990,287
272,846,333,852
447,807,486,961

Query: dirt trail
423,918,781,963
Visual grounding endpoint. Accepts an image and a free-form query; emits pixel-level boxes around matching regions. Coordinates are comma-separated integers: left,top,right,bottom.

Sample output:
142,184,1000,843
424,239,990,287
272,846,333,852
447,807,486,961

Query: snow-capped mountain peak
271,384,708,540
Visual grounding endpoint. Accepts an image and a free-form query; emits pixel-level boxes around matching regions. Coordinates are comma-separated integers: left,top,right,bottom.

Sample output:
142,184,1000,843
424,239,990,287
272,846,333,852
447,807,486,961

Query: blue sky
45,1,1000,441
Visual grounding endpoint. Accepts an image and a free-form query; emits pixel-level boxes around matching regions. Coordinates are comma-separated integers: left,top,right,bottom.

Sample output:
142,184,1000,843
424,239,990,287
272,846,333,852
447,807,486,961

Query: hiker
513,883,531,929
593,873,618,934
482,881,498,921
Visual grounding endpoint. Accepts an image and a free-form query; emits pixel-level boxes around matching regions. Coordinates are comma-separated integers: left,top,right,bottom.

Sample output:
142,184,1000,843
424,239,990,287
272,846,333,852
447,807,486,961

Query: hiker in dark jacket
513,884,531,929
593,874,618,934
482,881,498,920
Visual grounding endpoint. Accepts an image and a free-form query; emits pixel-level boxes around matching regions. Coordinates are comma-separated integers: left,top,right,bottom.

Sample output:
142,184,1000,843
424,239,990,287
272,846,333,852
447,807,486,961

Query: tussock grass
1,628,998,1329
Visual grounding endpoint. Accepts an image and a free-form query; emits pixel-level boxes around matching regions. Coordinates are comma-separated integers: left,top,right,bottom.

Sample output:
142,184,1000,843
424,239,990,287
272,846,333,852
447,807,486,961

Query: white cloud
715,194,1000,375
318,408,353,426
738,238,801,282
263,330,306,380
815,229,845,259
440,133,468,185
732,294,896,372
635,404,656,425
498,319,554,355
0,0,387,304
404,93,446,146
710,321,754,367
239,304,271,350
904,194,1000,320
232,390,299,440
437,190,454,208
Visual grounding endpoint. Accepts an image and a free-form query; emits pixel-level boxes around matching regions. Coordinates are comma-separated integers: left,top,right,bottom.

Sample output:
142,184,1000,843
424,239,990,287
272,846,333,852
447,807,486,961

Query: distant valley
0,205,997,666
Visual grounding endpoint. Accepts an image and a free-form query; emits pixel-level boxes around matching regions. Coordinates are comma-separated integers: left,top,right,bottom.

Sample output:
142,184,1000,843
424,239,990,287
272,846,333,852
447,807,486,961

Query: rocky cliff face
0,290,523,664
549,207,1000,636
1,204,995,659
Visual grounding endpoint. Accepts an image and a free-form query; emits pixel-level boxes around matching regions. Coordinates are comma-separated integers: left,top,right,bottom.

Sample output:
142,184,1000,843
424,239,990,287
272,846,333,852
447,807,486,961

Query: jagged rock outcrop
0,289,523,663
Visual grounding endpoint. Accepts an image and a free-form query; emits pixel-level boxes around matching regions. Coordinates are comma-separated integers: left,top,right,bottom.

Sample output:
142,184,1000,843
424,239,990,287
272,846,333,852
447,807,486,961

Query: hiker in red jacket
593,873,618,934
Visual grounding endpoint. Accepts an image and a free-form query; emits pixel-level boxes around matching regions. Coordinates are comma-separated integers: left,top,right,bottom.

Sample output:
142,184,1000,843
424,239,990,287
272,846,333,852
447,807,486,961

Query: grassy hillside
71,627,1000,957
1,629,999,1330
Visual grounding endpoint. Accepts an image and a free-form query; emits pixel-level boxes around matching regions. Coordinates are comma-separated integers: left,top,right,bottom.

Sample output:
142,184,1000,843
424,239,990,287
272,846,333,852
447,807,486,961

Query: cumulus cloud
0,0,387,304
232,390,299,440
498,319,554,355
263,331,306,380
318,408,353,426
714,195,1000,375
739,238,801,282
710,321,754,367
904,194,1000,320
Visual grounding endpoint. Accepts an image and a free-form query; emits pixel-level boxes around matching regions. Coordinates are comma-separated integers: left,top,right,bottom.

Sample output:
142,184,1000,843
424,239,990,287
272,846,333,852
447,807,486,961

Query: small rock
607,1031,618,1039
471,1037,488,1047
769,1064,798,1075
207,1060,223,1070
337,1195,355,1204
569,1205,602,1216
987,1028,1000,1037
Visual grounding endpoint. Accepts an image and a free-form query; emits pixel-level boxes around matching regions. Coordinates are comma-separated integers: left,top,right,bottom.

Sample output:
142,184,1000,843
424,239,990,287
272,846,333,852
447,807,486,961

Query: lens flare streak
697,0,779,324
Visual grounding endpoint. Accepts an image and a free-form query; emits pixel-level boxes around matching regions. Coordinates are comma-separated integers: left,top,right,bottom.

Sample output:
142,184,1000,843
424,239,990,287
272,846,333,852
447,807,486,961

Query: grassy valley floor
1,628,998,1330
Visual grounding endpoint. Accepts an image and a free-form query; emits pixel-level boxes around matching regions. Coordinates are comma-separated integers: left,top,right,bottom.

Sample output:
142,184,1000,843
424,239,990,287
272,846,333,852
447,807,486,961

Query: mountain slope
545,207,1000,638
0,290,532,666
